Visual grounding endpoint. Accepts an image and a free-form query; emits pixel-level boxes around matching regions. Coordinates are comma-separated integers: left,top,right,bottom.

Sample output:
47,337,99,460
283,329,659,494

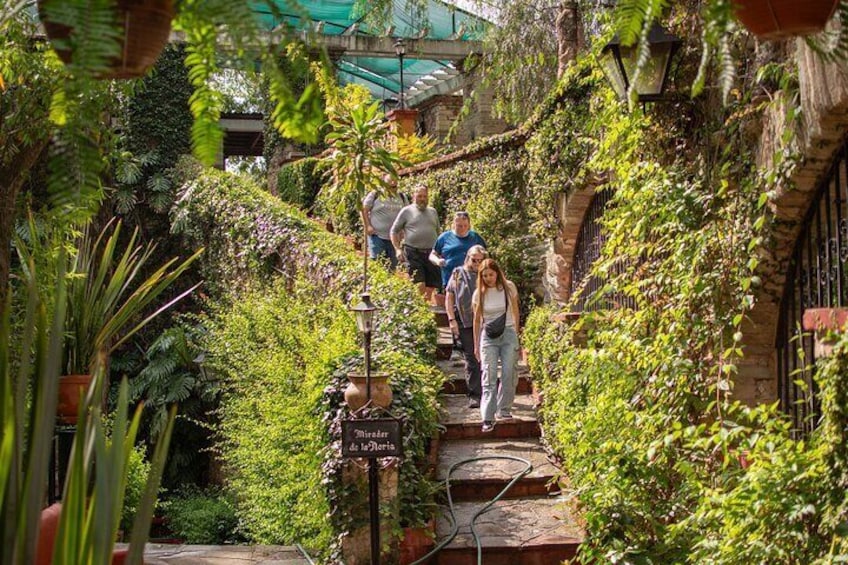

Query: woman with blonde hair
472,258,520,433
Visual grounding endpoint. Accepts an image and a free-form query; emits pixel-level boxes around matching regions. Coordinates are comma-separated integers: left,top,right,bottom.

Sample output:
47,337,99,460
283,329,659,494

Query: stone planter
734,0,839,40
802,307,848,357
551,311,592,347
345,372,393,412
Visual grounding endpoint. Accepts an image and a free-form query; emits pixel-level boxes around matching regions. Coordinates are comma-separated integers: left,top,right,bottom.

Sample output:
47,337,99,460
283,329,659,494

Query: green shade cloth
252,0,489,100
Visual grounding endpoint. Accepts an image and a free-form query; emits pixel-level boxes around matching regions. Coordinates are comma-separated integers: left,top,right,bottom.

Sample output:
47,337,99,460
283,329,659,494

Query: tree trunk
556,1,585,78
0,140,48,317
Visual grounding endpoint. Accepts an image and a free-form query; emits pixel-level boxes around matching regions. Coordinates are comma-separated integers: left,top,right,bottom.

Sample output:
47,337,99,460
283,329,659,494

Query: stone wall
461,66,511,142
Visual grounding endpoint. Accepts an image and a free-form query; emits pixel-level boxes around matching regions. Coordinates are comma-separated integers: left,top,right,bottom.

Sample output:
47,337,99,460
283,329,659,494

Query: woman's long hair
476,258,508,312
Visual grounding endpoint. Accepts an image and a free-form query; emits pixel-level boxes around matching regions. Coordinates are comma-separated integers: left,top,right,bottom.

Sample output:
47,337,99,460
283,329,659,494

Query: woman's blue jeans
479,326,519,422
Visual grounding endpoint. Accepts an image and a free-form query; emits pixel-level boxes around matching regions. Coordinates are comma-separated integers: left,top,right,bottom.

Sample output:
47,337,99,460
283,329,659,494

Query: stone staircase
428,354,582,565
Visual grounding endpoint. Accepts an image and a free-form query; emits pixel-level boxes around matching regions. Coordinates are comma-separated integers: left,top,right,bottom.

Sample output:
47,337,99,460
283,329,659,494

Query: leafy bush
121,444,153,535
172,165,440,557
518,51,848,563
164,487,241,545
206,280,355,547
172,162,436,358
275,157,325,210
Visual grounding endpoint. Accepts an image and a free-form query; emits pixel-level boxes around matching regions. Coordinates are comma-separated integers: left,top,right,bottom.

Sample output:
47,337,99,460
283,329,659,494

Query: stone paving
140,544,310,564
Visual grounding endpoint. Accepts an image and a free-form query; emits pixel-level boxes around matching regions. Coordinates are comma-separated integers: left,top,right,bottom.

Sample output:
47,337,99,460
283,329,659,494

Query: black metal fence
776,138,848,436
570,187,634,312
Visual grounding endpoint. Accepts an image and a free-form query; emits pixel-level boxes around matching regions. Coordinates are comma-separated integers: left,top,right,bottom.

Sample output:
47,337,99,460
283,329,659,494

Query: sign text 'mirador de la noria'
342,418,403,458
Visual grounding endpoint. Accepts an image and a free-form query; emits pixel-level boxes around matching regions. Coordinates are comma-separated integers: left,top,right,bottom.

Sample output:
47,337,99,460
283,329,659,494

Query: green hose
295,543,316,564
410,454,534,565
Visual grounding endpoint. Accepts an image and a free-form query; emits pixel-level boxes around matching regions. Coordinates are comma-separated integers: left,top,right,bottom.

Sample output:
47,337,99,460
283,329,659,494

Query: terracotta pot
57,374,93,425
399,521,435,565
345,372,392,411
733,0,839,40
37,0,175,79
36,504,129,565
35,503,62,565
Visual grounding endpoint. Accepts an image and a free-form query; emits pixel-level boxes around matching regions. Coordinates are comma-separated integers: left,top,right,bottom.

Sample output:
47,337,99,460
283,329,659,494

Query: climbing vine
515,42,848,561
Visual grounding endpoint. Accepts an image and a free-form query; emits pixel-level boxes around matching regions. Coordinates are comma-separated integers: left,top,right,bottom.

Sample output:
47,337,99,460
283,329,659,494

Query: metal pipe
364,329,379,564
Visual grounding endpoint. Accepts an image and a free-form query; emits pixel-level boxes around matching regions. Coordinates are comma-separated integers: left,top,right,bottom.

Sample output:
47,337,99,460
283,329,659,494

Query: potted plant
732,0,840,39
58,220,201,424
3,256,173,565
321,78,403,295
37,0,175,79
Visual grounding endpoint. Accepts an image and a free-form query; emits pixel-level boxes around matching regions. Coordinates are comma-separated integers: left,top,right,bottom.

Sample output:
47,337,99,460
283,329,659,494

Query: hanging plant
733,0,840,40
37,0,175,79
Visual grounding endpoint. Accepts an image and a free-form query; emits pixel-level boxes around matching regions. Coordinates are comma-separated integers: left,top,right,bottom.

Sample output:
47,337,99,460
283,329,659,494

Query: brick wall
417,95,467,146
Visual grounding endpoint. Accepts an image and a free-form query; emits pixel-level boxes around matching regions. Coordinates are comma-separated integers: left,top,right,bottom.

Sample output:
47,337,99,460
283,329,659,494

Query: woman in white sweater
472,258,521,433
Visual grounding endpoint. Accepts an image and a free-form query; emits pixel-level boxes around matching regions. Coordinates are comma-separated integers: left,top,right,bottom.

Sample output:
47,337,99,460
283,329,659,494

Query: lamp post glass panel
395,38,406,109
600,22,682,102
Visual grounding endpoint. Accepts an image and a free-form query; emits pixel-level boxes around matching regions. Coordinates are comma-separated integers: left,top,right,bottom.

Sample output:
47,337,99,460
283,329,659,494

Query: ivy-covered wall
515,32,848,561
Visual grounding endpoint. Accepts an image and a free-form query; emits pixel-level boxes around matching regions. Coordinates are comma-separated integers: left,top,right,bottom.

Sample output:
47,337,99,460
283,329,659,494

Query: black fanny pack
484,289,509,338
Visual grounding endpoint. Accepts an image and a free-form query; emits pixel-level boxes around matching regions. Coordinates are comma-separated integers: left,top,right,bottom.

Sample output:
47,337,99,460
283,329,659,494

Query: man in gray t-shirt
390,185,441,299
362,188,406,269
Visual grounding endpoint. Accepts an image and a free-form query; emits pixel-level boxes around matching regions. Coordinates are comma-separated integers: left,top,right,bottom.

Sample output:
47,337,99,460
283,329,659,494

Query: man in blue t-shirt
429,211,487,289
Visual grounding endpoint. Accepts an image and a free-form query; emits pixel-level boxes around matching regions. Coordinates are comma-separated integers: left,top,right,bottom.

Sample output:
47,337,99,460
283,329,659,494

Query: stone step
436,327,454,360
433,496,581,565
440,394,540,440
436,438,559,502
432,305,450,327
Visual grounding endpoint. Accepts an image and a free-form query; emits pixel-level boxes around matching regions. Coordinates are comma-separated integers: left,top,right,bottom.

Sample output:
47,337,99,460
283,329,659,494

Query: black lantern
351,292,377,334
600,22,682,102
394,38,406,109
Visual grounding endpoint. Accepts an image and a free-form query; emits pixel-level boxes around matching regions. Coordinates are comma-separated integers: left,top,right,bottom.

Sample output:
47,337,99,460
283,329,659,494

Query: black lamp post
600,22,682,102
394,38,406,109
350,292,380,565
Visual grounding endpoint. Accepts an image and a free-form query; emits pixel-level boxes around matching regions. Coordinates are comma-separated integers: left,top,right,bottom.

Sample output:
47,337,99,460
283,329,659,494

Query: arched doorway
776,135,848,436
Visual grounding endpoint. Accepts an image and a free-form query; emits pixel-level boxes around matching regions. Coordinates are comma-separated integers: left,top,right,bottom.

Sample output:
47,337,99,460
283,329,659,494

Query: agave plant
0,254,174,565
52,370,175,565
64,219,202,376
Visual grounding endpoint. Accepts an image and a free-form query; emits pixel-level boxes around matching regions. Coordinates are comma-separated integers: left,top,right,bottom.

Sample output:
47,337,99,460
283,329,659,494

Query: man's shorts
404,245,442,288
368,234,398,269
